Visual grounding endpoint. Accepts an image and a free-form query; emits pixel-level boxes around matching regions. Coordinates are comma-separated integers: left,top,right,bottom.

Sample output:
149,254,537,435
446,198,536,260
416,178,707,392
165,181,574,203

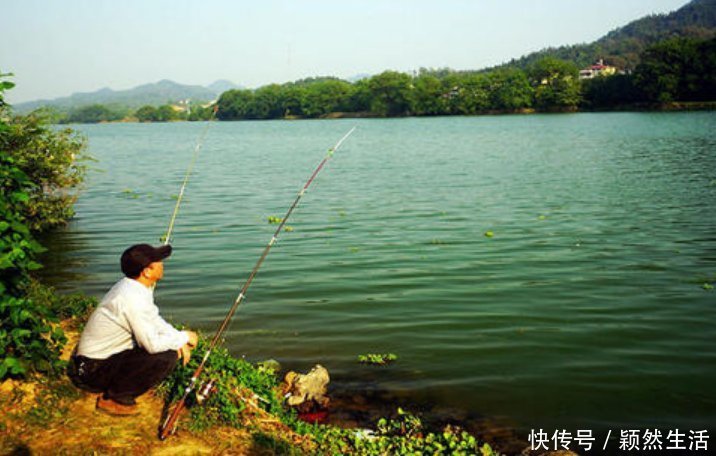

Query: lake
40,112,716,442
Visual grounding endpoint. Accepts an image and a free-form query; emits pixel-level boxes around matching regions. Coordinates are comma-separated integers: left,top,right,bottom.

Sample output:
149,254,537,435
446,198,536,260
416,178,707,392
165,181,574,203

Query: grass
1,286,500,455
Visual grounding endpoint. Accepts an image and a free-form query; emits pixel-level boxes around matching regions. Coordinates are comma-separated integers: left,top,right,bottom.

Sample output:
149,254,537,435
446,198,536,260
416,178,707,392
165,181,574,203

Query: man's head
121,244,172,283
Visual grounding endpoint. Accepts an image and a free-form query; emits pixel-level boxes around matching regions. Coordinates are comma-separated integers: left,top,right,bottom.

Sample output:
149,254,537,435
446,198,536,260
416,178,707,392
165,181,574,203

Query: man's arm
123,299,190,354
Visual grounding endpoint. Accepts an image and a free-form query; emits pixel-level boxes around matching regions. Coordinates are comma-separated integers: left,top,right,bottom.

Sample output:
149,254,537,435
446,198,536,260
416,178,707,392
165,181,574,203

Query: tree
367,71,413,116
346,79,372,113
633,37,716,103
301,79,354,117
634,38,693,102
217,89,255,120
488,69,534,111
442,73,491,114
135,105,158,122
155,105,178,122
251,84,285,119
528,57,582,109
279,85,305,117
187,104,215,121
65,104,123,123
411,74,447,116
581,74,642,108
1,112,88,231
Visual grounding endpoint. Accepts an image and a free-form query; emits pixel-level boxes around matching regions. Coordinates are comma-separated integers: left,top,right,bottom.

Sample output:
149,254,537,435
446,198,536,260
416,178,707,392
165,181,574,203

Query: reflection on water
36,221,91,287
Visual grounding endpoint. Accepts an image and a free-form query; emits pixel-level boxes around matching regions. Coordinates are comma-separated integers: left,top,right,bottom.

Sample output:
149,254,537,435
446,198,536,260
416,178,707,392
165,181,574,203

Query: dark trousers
68,346,177,405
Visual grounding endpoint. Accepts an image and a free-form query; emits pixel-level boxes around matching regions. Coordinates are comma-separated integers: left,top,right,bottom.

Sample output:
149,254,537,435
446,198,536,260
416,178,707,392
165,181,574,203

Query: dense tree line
57,102,214,124
47,36,716,124
134,103,214,122
216,36,715,120
584,36,716,107
216,63,571,120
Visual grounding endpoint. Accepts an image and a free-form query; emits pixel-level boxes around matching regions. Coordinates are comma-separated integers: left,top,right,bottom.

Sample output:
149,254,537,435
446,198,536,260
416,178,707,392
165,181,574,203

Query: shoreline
55,101,716,125
1,321,505,455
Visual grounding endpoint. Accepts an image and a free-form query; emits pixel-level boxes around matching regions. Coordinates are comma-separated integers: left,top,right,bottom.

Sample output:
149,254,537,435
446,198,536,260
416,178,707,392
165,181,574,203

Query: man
69,243,198,416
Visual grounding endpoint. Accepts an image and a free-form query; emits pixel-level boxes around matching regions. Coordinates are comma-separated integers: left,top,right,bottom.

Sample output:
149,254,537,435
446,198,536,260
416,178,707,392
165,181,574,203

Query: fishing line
159,126,356,440
161,105,218,245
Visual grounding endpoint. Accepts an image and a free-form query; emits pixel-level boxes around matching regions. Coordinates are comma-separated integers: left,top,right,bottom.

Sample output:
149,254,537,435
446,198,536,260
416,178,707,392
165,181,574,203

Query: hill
493,0,716,71
14,79,238,113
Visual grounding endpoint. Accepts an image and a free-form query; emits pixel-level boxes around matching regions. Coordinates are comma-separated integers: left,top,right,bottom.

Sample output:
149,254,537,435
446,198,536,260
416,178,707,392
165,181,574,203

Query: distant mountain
491,0,716,71
207,79,242,93
14,79,239,113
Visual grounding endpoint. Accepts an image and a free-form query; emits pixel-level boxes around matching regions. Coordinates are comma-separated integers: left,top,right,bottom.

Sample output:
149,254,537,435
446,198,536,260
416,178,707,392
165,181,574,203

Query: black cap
120,244,172,278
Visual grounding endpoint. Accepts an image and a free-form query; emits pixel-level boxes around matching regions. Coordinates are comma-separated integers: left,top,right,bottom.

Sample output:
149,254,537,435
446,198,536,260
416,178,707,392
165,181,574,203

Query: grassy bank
0,284,499,455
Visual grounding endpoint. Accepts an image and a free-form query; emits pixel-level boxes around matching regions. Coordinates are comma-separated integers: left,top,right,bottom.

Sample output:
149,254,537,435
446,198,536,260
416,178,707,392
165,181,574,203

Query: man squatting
68,244,198,415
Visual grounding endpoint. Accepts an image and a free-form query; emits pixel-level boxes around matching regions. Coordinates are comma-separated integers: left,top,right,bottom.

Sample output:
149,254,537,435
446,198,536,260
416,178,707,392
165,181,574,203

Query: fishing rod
161,105,218,245
159,126,357,440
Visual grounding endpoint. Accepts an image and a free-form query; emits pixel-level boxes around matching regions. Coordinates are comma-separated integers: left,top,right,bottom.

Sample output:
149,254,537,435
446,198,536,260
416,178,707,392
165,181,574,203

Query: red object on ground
298,409,329,424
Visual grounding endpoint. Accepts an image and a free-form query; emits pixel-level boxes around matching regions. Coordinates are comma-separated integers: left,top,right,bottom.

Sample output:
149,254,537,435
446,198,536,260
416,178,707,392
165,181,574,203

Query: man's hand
184,330,198,348
177,343,193,366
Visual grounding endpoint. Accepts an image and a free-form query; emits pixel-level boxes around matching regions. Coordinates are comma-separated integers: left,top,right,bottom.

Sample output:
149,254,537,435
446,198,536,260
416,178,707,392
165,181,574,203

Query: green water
41,113,716,435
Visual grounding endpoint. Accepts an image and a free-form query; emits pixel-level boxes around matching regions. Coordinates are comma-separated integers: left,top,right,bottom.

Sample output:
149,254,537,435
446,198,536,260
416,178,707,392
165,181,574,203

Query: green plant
23,378,82,426
358,353,397,365
311,408,499,455
160,338,288,431
267,215,283,224
1,114,88,232
0,152,66,379
158,330,497,454
0,74,88,380
24,279,97,322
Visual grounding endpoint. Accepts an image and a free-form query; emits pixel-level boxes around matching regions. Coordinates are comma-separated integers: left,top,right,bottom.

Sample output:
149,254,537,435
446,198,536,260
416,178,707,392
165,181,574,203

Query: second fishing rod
159,126,357,440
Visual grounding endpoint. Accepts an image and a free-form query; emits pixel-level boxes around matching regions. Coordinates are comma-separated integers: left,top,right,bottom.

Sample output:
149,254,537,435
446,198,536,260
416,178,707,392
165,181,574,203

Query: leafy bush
0,152,65,379
0,73,89,380
160,339,290,431
312,407,498,455
24,279,97,323
160,333,498,455
1,111,88,232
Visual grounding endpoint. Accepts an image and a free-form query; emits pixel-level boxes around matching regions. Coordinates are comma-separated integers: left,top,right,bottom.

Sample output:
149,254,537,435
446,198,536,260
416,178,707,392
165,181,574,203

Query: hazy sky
2,0,690,103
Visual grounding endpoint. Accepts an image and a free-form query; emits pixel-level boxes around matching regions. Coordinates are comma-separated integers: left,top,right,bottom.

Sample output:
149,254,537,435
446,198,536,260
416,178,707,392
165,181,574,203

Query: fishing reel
195,379,217,404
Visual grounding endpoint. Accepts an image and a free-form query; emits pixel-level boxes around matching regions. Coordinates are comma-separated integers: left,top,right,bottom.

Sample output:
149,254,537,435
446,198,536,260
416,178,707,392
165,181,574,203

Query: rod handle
158,397,187,440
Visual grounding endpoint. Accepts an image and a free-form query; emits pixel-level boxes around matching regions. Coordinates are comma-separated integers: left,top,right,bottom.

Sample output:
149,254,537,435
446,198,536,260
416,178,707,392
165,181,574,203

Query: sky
2,0,691,104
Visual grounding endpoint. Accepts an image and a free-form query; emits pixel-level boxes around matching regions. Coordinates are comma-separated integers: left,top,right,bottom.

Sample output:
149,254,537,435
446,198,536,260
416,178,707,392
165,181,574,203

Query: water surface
41,113,716,437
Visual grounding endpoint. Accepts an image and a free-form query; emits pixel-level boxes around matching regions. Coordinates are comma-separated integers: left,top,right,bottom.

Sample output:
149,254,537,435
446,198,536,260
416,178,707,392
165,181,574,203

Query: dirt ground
0,328,310,455
0,375,316,455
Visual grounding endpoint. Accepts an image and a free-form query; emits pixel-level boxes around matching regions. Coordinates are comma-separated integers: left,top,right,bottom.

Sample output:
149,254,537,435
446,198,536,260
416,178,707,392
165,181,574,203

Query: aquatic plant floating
268,216,283,224
703,283,714,291
121,188,140,199
284,226,294,232
484,231,494,238
358,353,397,365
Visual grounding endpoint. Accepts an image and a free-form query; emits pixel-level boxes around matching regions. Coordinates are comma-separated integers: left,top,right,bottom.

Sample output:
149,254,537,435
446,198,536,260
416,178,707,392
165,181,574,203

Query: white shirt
77,277,189,359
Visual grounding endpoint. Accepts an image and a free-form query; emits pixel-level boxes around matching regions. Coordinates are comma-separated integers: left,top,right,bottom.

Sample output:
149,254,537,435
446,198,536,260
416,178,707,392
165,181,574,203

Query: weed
358,353,397,365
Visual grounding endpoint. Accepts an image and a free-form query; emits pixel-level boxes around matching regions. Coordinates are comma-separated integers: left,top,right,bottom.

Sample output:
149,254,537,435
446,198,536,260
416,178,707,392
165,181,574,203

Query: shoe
96,395,140,416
